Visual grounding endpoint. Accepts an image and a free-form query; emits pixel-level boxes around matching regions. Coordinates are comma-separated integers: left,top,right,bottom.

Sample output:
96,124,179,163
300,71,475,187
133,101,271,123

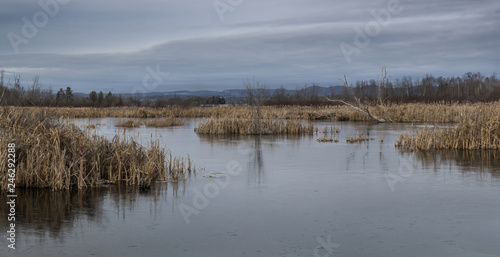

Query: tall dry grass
0,107,196,190
115,119,143,127
144,117,185,127
36,102,500,124
195,117,314,135
114,117,184,128
395,106,500,150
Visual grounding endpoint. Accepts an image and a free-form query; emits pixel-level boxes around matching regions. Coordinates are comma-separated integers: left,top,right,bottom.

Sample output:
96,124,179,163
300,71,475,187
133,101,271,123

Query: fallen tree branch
326,98,386,122
325,74,387,123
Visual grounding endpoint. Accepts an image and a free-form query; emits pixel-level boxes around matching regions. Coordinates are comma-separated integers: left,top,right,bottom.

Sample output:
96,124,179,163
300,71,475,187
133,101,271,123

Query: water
2,118,500,257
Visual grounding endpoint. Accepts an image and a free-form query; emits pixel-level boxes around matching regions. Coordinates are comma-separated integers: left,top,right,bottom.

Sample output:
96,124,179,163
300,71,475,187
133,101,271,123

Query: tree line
0,71,226,107
0,71,498,107
264,72,499,105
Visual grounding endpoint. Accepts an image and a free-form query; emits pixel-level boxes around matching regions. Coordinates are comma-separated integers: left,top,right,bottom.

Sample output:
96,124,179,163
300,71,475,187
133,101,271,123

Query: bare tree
326,68,391,123
244,80,269,134
376,68,393,122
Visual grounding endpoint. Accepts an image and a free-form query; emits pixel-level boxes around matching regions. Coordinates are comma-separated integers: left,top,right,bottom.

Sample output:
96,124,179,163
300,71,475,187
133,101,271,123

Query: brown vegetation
30,102,499,124
0,107,196,190
115,119,143,127
395,107,500,150
115,117,185,128
346,132,374,143
195,117,314,135
144,117,185,127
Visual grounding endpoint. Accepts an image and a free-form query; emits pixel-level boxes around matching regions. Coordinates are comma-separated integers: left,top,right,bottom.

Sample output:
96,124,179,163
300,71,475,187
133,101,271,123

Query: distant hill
84,85,346,100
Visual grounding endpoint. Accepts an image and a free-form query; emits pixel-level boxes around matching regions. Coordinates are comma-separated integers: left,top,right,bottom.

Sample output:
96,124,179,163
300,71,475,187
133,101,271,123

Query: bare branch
325,97,386,122
327,71,392,123
377,67,393,122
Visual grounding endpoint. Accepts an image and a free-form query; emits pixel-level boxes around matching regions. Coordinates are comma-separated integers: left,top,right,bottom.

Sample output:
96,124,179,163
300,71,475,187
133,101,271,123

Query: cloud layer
1,0,499,93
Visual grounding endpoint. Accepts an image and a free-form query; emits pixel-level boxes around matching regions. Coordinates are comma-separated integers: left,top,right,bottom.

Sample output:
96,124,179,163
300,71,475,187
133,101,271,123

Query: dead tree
326,68,392,123
376,68,393,122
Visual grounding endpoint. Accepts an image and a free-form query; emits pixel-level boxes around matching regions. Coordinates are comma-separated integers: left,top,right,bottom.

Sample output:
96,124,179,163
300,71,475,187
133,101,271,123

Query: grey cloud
0,0,498,93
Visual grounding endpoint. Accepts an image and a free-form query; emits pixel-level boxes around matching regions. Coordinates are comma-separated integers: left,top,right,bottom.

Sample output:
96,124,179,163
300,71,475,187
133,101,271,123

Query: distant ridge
83,85,347,99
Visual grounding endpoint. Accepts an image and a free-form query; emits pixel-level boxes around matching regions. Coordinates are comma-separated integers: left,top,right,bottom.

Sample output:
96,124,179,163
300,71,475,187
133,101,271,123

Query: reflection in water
405,149,500,178
197,133,307,187
0,182,185,241
248,137,265,186
0,188,105,240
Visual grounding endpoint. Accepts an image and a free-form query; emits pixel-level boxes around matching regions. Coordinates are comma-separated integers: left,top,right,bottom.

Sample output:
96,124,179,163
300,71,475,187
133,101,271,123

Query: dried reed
144,117,184,127
396,109,500,150
115,119,143,127
22,102,500,124
0,107,197,190
346,132,374,143
195,117,314,135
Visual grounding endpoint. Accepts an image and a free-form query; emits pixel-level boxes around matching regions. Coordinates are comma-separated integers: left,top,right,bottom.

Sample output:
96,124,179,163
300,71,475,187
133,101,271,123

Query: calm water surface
2,118,500,257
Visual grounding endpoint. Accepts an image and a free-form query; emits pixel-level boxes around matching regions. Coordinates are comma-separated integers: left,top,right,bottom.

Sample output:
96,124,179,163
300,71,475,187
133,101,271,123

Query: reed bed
315,125,340,142
115,117,184,128
395,110,500,150
195,117,314,135
346,132,374,143
317,136,338,143
38,103,499,123
115,119,143,127
0,107,196,190
144,117,185,127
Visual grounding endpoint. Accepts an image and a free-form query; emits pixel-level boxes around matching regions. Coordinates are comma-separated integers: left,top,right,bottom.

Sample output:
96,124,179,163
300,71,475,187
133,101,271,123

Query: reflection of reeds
0,189,105,238
396,113,500,150
316,125,340,143
405,149,500,177
0,183,186,240
195,117,314,135
0,107,197,190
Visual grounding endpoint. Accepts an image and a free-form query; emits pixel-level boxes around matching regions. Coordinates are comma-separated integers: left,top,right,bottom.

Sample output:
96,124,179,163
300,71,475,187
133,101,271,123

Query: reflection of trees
0,182,185,241
408,149,500,178
197,133,303,146
248,137,265,186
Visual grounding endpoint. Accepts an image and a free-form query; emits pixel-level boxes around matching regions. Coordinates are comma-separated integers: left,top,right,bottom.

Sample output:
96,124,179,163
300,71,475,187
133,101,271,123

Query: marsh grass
44,103,500,124
316,125,340,142
195,117,314,135
396,110,500,150
115,119,143,127
346,132,374,143
115,117,184,128
317,136,336,142
144,117,185,127
0,107,197,190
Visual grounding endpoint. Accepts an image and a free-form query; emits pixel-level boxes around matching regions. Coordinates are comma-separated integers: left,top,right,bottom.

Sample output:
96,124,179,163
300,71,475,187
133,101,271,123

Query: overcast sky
1,0,499,94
